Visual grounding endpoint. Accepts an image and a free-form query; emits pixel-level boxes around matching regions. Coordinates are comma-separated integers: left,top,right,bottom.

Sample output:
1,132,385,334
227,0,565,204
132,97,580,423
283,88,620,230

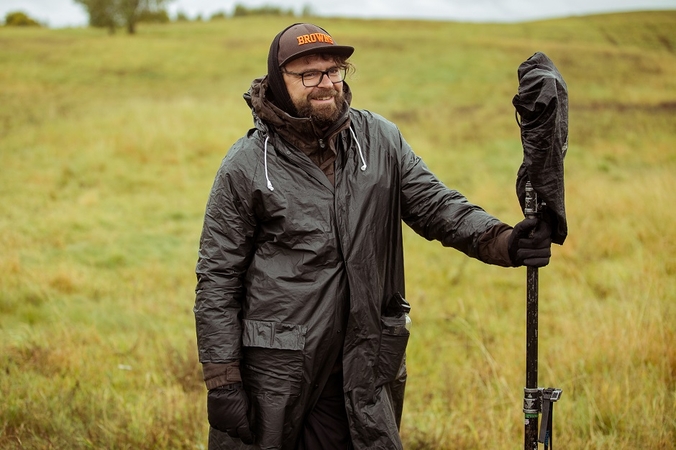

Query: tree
137,8,170,24
301,5,316,17
210,11,227,21
4,11,42,26
232,4,294,17
76,0,116,33
74,0,170,34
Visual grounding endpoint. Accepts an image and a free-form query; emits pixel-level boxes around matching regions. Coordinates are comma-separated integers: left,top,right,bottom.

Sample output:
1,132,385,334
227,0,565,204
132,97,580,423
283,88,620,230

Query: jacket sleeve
477,222,514,267
397,131,503,259
194,148,257,365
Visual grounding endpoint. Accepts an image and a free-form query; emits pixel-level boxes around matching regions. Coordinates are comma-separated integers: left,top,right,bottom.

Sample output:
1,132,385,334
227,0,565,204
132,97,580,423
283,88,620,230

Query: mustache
308,88,340,99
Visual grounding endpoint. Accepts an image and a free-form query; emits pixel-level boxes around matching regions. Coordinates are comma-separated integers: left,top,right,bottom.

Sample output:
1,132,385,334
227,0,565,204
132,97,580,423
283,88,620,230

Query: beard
294,86,345,128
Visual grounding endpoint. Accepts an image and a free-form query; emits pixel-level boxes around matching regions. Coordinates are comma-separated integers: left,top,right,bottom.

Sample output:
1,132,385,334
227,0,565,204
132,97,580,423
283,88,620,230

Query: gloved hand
508,217,552,267
207,383,254,444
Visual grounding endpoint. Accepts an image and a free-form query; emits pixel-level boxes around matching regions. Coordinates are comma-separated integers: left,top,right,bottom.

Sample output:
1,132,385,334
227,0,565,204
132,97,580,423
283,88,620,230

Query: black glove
207,383,254,444
508,218,552,267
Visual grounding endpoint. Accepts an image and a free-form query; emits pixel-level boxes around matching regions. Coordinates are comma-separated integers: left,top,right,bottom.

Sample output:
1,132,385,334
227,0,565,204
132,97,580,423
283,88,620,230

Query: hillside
1,11,675,449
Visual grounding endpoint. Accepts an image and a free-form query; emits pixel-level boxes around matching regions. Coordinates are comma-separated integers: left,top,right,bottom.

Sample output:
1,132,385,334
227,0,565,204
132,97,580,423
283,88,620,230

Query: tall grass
1,12,675,449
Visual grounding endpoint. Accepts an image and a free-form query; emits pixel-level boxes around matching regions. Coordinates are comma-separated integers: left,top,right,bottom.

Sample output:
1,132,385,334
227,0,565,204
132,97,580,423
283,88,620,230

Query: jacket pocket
240,320,307,448
241,319,307,396
375,294,411,386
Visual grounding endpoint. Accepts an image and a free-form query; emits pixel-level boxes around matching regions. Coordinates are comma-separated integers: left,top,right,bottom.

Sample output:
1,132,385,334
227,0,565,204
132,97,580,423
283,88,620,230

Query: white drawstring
350,126,367,171
264,136,274,191
264,128,365,191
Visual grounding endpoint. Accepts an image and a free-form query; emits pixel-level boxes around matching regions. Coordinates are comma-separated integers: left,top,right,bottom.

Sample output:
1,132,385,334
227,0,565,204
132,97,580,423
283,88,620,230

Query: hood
243,76,353,149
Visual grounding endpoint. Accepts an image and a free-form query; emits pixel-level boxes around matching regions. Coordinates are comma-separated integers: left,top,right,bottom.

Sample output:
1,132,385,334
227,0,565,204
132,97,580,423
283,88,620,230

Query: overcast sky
2,0,675,27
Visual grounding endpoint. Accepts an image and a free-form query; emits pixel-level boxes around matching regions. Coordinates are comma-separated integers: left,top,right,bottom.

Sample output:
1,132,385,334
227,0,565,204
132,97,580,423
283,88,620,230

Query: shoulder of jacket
222,130,267,164
211,135,267,190
349,108,400,133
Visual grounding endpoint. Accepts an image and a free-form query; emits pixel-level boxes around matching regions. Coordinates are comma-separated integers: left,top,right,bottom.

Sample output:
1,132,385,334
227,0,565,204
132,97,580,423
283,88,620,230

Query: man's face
282,54,345,126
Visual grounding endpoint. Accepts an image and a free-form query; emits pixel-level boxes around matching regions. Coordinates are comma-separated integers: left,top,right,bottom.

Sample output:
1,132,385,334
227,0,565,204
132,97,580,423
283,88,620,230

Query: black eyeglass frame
281,66,346,87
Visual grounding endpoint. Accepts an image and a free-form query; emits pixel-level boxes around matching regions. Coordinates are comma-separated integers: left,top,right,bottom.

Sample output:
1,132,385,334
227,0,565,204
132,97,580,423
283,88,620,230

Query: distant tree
174,10,189,21
232,4,248,17
76,0,116,33
4,11,42,26
232,3,294,17
210,11,227,21
73,0,171,34
301,4,315,17
137,8,169,23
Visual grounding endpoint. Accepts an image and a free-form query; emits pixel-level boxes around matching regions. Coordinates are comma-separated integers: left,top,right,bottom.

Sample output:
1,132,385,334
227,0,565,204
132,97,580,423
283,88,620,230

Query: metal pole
524,265,539,449
523,181,540,449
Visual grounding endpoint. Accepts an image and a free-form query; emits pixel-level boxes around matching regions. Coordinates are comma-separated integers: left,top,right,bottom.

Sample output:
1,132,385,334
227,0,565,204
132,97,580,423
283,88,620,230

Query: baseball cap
277,23,354,67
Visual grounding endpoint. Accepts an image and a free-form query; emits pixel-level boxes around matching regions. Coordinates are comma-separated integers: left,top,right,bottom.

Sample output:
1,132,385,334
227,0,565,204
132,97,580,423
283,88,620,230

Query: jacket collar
244,77,352,155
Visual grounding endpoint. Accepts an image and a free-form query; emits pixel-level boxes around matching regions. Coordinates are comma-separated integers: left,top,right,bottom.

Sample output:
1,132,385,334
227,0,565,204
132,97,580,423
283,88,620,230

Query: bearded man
194,23,552,450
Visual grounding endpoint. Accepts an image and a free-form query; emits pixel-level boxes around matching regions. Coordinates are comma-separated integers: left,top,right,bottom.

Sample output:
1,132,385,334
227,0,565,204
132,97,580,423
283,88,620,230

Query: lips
309,88,338,102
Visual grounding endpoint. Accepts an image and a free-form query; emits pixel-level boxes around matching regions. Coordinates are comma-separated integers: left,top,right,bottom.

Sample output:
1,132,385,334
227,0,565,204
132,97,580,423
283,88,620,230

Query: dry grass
1,11,675,449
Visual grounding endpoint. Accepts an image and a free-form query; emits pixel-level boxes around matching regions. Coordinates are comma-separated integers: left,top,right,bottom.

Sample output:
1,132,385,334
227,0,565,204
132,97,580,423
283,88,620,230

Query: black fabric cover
512,52,569,245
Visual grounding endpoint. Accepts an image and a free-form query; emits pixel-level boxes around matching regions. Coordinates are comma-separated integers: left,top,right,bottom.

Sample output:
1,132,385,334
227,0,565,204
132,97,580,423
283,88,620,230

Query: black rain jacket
195,78,503,449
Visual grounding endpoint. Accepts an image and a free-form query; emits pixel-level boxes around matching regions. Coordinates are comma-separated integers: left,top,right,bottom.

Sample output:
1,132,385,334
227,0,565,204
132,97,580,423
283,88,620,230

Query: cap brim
280,45,354,67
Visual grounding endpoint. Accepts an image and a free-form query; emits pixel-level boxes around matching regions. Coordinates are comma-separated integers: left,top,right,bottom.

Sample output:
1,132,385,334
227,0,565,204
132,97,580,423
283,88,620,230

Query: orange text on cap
296,33,334,45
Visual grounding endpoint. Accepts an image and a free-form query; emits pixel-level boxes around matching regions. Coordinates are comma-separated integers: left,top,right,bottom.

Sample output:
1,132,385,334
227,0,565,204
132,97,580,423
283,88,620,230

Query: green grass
1,11,675,449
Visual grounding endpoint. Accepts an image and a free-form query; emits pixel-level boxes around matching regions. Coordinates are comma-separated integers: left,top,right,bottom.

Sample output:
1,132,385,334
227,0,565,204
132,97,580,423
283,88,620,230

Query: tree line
75,1,316,34
74,0,169,34
2,2,316,34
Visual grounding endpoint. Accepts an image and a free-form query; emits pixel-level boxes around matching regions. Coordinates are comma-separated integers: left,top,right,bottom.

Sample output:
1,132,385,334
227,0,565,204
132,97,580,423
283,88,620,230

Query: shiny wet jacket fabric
195,80,502,449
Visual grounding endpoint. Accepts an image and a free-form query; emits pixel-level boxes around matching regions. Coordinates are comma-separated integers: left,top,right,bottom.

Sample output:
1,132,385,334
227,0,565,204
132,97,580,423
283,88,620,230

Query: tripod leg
539,388,561,449
539,398,552,449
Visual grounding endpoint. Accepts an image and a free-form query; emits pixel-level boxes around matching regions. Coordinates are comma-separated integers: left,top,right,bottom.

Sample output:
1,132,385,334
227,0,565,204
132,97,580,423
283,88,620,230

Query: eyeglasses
282,66,346,87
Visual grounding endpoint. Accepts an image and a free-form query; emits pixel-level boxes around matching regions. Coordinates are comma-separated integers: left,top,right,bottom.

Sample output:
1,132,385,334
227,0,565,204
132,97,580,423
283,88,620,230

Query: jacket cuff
202,361,242,390
477,223,514,267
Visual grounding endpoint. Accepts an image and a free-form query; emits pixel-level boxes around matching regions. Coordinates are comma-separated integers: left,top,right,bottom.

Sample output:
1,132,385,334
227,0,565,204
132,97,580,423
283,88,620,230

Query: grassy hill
1,11,675,449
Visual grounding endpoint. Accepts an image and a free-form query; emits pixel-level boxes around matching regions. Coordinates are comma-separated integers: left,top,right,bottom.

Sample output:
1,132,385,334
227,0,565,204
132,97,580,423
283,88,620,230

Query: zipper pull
318,138,325,149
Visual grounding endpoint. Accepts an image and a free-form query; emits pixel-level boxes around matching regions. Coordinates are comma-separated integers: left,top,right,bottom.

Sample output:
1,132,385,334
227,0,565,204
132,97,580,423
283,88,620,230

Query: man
194,23,551,450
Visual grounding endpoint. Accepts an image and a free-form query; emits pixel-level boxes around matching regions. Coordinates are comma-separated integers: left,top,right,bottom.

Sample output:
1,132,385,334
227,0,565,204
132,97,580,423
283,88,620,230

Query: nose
317,71,334,88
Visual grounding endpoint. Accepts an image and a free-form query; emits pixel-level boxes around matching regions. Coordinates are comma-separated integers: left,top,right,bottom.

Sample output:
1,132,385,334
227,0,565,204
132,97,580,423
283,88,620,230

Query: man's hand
207,383,254,444
508,218,552,267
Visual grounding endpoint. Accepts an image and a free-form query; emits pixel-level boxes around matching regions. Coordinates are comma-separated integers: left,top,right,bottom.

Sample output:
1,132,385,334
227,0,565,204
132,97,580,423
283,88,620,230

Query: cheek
288,87,309,108
288,88,303,102
285,82,305,100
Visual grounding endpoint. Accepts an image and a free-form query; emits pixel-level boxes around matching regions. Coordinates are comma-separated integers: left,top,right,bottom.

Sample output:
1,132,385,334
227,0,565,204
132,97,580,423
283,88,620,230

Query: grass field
1,11,675,449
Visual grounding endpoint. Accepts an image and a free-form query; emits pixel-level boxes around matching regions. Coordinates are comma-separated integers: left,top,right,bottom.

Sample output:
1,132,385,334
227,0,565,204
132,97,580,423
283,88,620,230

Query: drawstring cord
350,126,367,171
263,126,366,192
264,136,274,191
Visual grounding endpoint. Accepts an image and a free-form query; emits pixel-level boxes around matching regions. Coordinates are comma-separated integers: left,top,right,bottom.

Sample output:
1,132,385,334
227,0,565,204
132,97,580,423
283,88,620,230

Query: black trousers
209,372,353,450
299,372,352,450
